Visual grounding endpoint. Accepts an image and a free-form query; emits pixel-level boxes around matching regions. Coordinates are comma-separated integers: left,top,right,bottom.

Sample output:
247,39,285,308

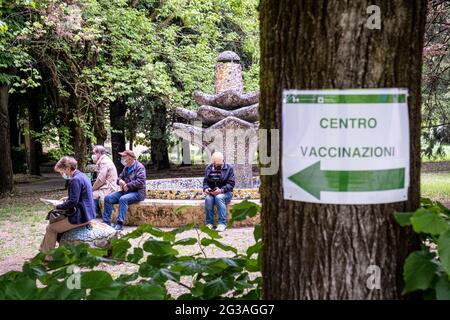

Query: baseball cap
118,150,136,159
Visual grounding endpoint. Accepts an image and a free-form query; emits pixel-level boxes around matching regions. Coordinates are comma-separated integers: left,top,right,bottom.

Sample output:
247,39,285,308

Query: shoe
206,224,214,230
113,223,124,231
216,224,227,232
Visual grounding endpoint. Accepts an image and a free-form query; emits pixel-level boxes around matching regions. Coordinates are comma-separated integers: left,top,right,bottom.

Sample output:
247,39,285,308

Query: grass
421,172,450,203
0,190,65,263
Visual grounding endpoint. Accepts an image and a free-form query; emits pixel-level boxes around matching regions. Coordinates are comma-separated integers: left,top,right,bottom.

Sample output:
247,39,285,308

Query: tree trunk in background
9,95,19,149
28,90,43,176
260,0,427,299
0,84,14,196
110,97,127,172
150,101,170,170
94,104,107,146
67,95,87,171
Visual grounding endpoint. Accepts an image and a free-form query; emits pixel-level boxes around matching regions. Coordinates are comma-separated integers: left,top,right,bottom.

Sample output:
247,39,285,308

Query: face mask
121,158,127,166
62,173,71,180
91,154,98,163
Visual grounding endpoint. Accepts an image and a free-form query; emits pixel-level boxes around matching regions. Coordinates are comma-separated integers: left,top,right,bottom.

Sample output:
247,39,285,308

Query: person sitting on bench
40,156,96,253
203,152,235,232
102,150,146,231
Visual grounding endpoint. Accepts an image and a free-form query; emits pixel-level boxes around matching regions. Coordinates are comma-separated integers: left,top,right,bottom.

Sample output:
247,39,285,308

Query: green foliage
394,198,450,298
0,201,262,300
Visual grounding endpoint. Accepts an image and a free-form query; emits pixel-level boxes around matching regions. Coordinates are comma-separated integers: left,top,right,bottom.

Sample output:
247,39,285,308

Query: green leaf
122,225,165,240
191,281,204,297
410,208,449,235
145,254,177,268
88,285,123,300
81,271,113,289
3,274,39,300
171,259,203,275
253,224,262,241
393,211,414,227
245,258,260,272
437,230,450,275
143,239,179,256
402,251,438,295
246,241,262,258
203,277,233,299
436,275,450,300
110,238,132,260
200,238,238,254
153,268,181,283
229,200,260,223
174,238,197,246
119,282,166,300
199,225,222,239
127,247,144,264
421,197,434,207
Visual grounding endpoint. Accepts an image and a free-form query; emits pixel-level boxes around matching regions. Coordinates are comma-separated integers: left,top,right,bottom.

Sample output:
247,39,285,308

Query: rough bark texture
0,84,14,196
94,104,108,145
69,97,87,172
110,98,127,172
28,89,43,176
8,96,19,149
150,101,170,170
260,0,427,299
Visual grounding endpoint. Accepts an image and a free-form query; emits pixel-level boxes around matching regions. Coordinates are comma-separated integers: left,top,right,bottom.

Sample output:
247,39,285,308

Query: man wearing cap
102,150,146,231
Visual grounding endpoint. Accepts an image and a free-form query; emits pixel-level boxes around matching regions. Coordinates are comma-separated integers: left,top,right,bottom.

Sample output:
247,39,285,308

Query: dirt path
15,173,65,194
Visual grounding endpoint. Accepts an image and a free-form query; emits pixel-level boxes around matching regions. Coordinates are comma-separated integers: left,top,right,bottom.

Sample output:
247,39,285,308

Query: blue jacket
117,160,146,200
56,170,96,225
203,162,235,194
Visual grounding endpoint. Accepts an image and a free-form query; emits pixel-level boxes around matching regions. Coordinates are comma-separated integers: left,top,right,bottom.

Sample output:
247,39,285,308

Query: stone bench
59,220,119,248
99,199,260,228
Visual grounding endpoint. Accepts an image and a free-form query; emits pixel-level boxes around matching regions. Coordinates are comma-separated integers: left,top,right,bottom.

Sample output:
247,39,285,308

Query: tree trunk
93,104,107,145
0,84,14,196
150,101,170,170
8,95,19,149
260,0,427,299
110,97,127,172
28,90,43,176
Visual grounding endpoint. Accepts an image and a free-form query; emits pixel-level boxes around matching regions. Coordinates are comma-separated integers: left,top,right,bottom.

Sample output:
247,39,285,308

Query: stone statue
173,51,259,188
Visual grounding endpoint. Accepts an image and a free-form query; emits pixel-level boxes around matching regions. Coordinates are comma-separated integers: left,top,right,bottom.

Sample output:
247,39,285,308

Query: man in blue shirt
102,150,146,231
203,152,235,232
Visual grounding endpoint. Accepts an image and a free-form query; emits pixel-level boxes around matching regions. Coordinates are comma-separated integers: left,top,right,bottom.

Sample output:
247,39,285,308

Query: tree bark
110,97,127,172
150,101,170,170
0,84,14,196
260,0,427,299
28,90,43,176
93,104,107,145
8,95,19,149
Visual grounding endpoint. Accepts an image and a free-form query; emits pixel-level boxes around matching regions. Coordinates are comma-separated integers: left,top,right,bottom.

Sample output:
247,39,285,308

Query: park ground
1,161,450,292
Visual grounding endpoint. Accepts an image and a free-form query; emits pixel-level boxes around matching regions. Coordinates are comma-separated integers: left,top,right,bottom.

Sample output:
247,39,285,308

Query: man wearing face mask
91,145,119,215
203,151,235,232
102,150,146,231
39,156,96,253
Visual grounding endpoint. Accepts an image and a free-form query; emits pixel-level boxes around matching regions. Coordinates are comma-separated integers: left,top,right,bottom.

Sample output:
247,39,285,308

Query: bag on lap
46,208,76,224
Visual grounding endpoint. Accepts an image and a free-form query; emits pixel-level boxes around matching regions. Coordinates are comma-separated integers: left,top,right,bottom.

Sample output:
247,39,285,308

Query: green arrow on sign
288,161,405,200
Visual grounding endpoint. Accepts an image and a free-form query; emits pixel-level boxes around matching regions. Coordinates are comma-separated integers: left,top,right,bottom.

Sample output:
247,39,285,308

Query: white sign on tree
282,88,410,204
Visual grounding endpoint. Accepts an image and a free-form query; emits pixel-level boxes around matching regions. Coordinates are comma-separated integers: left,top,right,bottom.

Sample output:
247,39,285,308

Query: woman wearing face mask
91,145,119,215
39,156,96,253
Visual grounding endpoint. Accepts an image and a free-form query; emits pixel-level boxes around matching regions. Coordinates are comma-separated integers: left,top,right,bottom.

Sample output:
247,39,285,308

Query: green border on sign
285,94,406,104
